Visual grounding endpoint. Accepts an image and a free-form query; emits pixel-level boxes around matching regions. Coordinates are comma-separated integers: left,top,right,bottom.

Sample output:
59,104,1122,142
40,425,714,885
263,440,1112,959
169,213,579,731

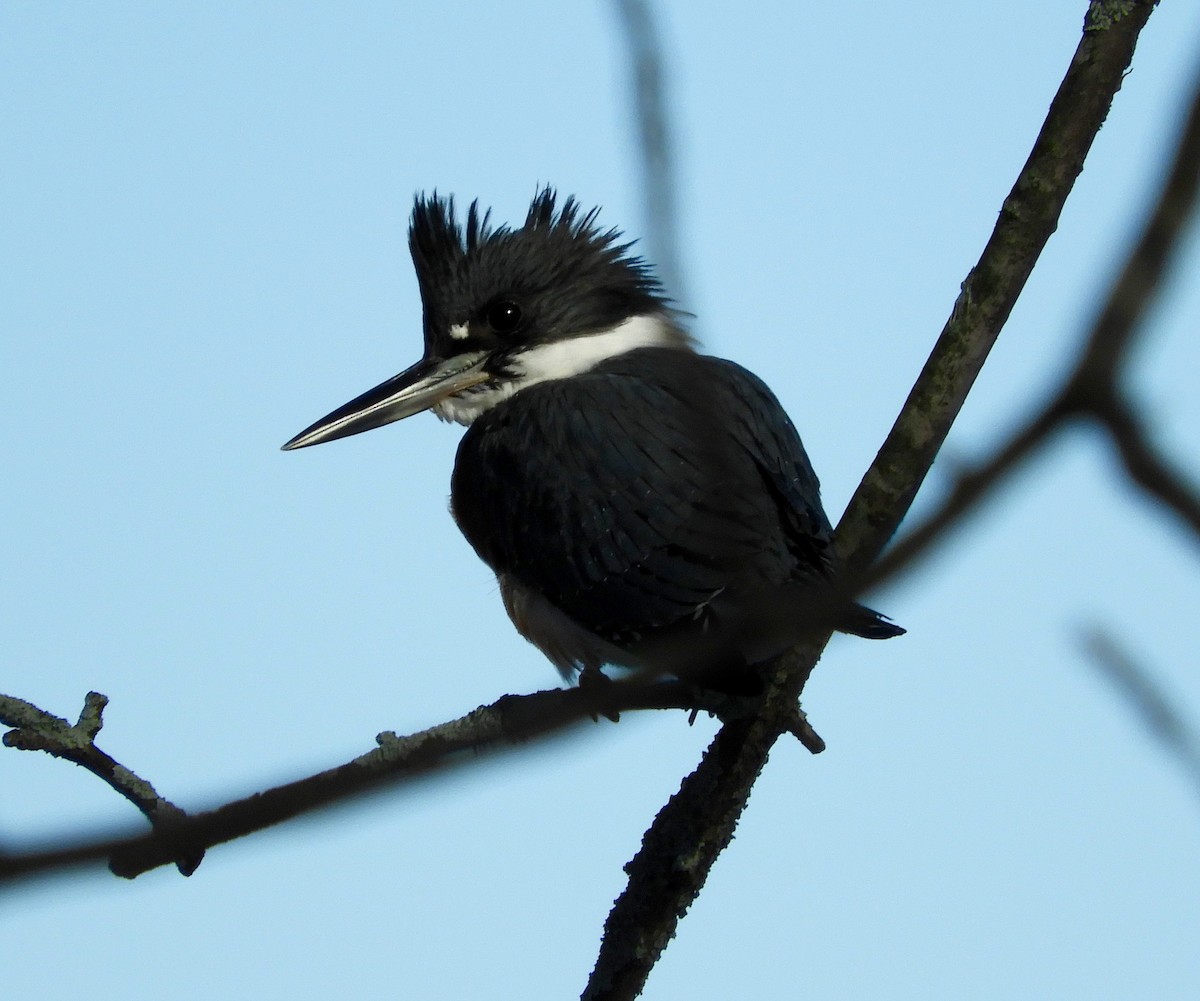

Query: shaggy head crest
408,187,667,351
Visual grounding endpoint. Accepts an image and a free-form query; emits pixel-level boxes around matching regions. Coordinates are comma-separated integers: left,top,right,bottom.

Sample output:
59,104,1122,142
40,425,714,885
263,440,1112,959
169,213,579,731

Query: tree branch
1101,397,1200,543
0,680,748,885
583,5,1163,998
837,0,1160,577
1,692,201,875
1082,627,1200,801
612,0,689,310
866,18,1200,590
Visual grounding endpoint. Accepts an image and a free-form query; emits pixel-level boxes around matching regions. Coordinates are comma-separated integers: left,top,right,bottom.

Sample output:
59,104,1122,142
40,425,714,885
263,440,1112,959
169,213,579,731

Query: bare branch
864,41,1200,591
1082,627,1200,801
0,680,742,885
863,404,1066,591
1067,38,1200,389
612,0,689,309
583,6,1163,998
582,638,826,1001
1,692,200,875
578,35,1200,994
1102,397,1200,543
837,1,1160,578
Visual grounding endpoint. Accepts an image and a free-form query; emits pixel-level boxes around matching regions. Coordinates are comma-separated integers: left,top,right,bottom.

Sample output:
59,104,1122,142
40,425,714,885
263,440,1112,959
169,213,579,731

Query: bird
283,188,902,694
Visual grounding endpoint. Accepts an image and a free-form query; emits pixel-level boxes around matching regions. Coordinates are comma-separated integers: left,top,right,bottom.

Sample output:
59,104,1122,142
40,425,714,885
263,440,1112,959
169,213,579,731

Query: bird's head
282,187,688,450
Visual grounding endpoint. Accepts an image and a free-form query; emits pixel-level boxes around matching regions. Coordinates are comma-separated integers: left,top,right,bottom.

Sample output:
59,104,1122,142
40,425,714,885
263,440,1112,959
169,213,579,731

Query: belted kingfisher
283,188,902,692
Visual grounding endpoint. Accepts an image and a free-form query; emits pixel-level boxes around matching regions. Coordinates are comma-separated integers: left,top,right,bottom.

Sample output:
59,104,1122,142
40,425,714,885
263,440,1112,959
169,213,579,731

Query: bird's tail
839,603,906,639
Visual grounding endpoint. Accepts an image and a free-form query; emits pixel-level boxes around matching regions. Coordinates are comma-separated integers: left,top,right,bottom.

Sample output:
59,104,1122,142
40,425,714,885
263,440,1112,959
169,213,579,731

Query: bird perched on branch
283,188,902,693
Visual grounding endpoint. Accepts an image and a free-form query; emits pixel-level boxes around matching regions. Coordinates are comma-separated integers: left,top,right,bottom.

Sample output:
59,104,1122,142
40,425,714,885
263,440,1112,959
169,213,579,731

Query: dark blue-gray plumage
283,188,902,690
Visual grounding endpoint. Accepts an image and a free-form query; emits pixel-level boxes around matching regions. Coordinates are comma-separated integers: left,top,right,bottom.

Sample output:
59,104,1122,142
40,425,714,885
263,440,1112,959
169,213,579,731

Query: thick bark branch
583,5,1162,998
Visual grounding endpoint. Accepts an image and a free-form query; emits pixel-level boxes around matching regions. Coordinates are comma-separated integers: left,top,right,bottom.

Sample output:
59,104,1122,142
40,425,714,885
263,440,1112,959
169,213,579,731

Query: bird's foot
577,667,621,722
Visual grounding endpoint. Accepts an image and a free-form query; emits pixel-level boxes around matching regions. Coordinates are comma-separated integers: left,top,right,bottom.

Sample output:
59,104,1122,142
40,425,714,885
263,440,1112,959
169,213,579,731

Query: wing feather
451,348,835,660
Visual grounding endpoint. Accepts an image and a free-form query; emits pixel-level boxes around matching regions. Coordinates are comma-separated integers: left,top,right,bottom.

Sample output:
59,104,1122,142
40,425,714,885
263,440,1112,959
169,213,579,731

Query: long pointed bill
281,351,490,450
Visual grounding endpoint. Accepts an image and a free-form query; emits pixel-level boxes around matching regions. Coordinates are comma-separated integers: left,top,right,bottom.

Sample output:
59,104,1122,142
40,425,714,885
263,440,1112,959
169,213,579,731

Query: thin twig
612,0,689,310
1102,396,1200,543
861,404,1067,591
1082,627,1200,801
1,692,200,875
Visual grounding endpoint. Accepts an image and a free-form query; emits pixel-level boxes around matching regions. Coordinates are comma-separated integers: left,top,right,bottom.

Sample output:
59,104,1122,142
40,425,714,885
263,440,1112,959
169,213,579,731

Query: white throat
433,312,685,426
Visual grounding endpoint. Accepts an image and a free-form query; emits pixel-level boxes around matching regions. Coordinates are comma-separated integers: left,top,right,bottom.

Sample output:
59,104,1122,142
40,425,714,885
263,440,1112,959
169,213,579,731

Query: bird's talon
578,668,620,722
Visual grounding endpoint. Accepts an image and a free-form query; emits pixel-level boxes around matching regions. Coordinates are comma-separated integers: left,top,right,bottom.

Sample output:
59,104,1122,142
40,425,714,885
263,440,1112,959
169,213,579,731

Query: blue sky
4,3,1200,998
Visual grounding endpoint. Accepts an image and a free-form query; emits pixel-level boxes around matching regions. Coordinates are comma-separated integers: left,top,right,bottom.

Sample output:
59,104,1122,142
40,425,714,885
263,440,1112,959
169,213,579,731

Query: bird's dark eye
485,299,523,334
